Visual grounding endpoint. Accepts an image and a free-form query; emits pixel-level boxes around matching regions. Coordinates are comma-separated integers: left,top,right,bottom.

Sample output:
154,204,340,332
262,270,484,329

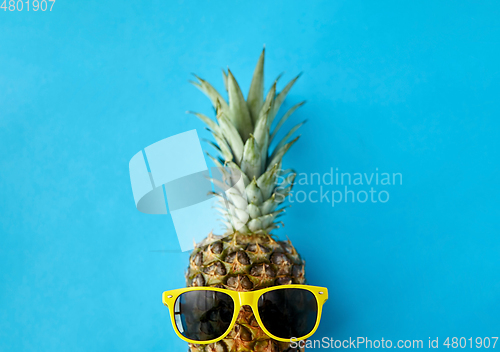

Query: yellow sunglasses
162,284,328,344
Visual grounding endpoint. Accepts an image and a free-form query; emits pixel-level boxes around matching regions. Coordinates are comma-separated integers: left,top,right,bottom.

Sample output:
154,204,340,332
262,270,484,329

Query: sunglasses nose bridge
237,291,255,307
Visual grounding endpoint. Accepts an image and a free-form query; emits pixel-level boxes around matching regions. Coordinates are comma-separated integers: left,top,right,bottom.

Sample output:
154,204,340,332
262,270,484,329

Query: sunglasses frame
162,284,328,344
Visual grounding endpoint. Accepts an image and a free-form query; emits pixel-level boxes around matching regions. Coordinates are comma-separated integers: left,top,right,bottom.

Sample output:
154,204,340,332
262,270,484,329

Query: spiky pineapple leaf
187,111,221,135
274,72,284,84
226,190,248,210
221,69,228,92
216,105,244,163
210,132,233,161
273,120,306,154
191,74,229,112
246,203,262,219
227,69,254,140
241,136,262,180
224,160,249,186
205,152,227,175
260,194,278,215
256,164,278,200
261,82,277,129
202,138,221,153
245,178,264,205
269,73,302,124
270,101,305,142
247,48,265,124
267,136,299,171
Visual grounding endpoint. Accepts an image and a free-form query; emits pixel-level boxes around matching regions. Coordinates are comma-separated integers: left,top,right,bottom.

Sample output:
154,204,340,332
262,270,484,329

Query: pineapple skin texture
186,232,306,352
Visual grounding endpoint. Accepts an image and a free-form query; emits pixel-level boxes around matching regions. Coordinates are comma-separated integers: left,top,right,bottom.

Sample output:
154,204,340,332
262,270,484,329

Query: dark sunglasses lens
258,288,318,339
174,290,234,341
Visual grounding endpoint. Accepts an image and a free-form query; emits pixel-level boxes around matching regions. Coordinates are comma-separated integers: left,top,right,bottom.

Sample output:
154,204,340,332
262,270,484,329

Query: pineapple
186,49,307,352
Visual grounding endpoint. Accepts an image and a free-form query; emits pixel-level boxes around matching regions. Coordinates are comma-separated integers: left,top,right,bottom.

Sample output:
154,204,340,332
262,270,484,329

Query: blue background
1,1,499,351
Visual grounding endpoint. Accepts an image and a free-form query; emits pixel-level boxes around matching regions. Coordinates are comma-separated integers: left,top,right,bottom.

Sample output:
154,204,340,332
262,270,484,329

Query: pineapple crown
189,49,306,236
